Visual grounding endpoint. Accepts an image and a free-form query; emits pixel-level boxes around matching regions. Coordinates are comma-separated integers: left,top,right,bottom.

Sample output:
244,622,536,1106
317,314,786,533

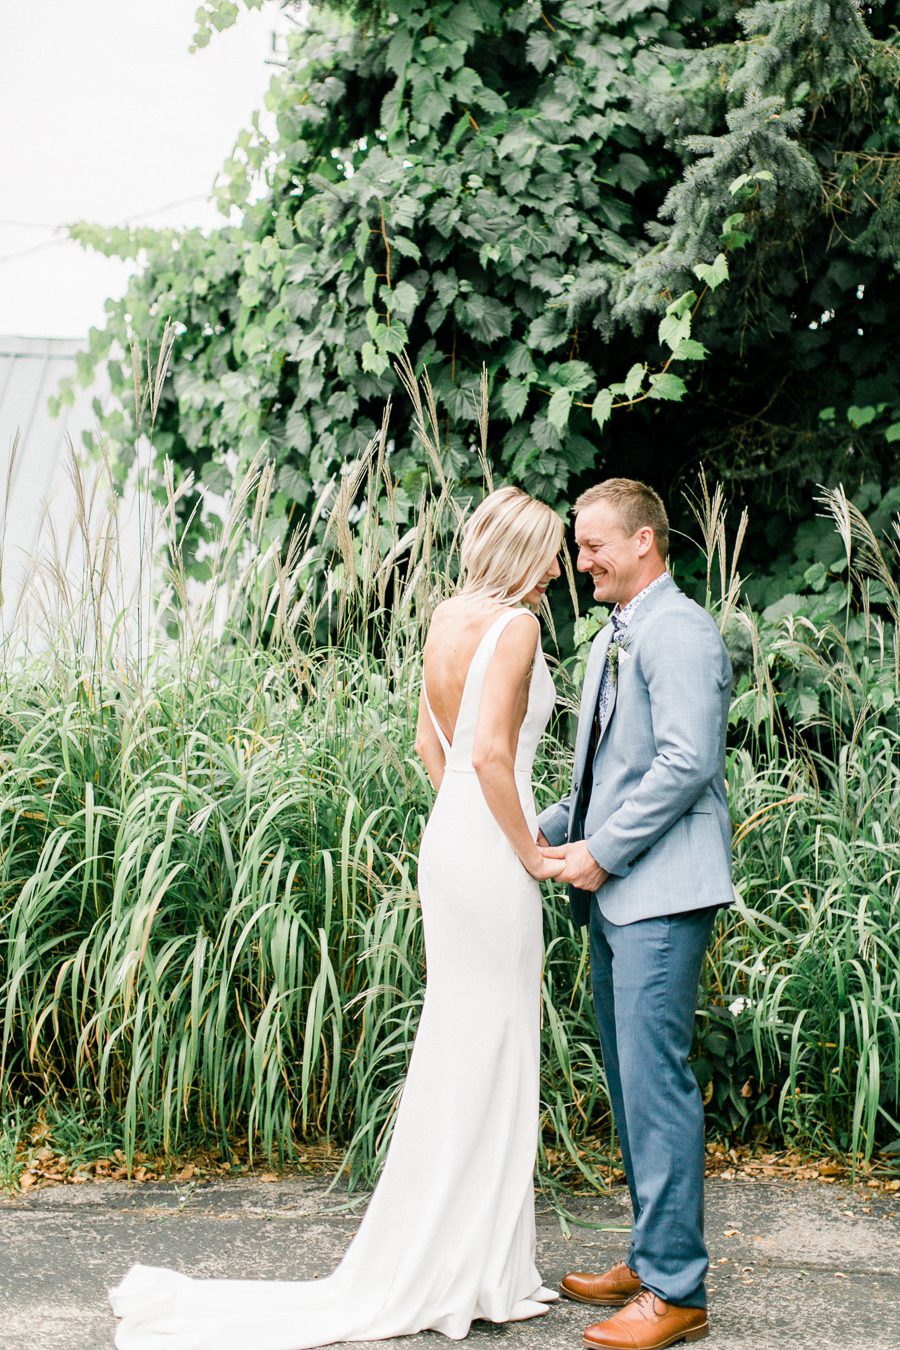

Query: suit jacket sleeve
537,798,571,847
585,606,731,877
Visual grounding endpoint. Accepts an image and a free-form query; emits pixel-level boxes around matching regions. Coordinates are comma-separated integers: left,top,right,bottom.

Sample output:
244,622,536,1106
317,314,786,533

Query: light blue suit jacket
539,575,734,927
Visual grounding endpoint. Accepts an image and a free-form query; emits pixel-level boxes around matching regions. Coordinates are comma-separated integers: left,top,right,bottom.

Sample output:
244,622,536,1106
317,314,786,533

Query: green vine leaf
671,339,708,362
547,387,574,431
658,307,692,352
693,253,729,290
648,372,688,402
592,389,613,429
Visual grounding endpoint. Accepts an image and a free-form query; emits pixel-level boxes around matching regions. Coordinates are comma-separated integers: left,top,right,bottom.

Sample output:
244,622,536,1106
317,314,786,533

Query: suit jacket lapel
592,579,677,749
569,577,679,829
597,659,618,744
572,627,612,792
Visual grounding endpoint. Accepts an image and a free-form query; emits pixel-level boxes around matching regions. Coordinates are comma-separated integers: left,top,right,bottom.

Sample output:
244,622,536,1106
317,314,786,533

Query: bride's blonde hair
459,486,565,604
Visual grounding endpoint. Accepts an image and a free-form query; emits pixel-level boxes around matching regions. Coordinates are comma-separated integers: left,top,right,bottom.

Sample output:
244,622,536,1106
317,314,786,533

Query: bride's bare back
421,598,531,749
417,598,562,883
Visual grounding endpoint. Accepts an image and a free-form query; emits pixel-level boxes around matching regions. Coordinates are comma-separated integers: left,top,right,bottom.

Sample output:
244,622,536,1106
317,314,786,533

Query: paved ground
1,1173,898,1349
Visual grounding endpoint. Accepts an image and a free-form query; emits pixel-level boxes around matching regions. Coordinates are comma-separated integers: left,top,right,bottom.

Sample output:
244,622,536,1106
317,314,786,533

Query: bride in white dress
110,486,566,1349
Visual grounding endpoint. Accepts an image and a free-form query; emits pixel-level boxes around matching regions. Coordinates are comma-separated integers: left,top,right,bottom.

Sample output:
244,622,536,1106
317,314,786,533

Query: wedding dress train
111,608,557,1349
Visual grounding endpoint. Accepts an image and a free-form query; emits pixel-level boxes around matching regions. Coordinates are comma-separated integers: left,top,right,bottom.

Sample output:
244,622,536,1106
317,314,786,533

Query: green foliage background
63,0,900,570
7,0,897,1186
1,454,898,1187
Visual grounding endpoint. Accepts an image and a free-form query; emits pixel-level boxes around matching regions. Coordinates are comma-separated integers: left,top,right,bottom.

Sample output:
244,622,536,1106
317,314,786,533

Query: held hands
539,840,609,891
526,853,567,882
525,830,567,881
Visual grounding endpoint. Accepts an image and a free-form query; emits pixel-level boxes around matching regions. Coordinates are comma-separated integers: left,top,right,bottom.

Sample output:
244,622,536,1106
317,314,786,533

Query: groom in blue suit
538,479,732,1350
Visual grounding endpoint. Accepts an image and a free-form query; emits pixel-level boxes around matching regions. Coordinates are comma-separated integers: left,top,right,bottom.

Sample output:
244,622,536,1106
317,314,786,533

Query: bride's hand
525,853,567,881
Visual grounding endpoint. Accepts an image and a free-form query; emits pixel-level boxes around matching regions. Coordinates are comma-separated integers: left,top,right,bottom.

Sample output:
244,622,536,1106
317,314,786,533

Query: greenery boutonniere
608,635,629,685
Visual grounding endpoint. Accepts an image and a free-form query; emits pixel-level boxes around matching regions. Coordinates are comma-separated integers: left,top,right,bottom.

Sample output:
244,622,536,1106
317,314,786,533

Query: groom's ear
635,525,655,557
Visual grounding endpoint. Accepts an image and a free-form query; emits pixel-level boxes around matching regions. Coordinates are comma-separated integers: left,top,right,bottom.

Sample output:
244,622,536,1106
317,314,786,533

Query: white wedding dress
110,608,558,1349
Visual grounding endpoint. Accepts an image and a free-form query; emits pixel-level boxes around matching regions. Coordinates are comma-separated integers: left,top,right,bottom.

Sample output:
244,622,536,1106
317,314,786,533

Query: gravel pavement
1,1173,898,1349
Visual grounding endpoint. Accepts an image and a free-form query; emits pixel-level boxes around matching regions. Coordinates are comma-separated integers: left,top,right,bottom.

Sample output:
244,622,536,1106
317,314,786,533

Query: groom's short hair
575,479,669,559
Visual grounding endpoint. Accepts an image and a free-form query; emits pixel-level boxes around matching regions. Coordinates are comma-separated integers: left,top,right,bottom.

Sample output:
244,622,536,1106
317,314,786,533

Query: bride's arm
472,615,563,882
415,687,445,790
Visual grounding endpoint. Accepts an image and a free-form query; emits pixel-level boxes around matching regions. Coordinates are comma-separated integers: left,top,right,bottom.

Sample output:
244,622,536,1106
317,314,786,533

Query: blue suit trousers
589,903,716,1308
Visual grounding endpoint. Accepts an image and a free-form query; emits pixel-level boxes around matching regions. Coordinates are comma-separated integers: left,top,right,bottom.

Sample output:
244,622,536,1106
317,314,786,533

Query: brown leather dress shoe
582,1289,709,1349
560,1260,642,1306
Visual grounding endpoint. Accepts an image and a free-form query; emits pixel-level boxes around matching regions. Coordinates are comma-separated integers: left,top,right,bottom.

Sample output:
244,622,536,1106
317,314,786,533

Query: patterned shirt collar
611,571,669,631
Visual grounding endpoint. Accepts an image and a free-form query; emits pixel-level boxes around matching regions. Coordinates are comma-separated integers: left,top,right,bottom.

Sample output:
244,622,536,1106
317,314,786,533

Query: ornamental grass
1,377,898,1190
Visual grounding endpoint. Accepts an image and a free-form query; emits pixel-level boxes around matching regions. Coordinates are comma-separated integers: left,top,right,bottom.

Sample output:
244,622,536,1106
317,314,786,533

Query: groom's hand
539,841,609,891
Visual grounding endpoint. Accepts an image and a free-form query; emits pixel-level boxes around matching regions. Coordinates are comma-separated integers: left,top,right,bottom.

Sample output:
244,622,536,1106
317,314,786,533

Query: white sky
0,0,284,338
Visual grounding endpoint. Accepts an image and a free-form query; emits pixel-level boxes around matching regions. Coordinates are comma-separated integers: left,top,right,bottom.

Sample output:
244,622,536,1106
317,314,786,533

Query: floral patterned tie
594,611,626,741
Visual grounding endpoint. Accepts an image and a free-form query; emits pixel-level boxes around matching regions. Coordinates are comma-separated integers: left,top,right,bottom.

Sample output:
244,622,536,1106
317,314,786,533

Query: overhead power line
0,192,216,265
0,219,60,230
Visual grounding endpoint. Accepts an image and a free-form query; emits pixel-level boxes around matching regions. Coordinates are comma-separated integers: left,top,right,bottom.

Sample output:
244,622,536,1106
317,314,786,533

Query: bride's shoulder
429,596,458,622
424,597,458,641
496,608,541,654
428,596,490,630
429,597,535,630
426,598,538,640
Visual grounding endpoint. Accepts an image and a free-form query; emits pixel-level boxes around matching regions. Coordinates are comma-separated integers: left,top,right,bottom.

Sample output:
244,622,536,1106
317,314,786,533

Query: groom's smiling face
574,501,655,607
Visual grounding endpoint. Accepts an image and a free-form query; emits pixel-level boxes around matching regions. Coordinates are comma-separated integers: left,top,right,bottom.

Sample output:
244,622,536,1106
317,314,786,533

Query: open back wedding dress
111,608,557,1349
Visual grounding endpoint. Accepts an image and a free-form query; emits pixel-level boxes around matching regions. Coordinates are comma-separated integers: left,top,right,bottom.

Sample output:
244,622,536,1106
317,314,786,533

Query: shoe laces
628,1288,666,1317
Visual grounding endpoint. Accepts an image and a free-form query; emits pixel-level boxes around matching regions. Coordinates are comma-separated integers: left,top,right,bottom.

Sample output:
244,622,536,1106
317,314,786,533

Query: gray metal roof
0,334,113,633
0,332,101,499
